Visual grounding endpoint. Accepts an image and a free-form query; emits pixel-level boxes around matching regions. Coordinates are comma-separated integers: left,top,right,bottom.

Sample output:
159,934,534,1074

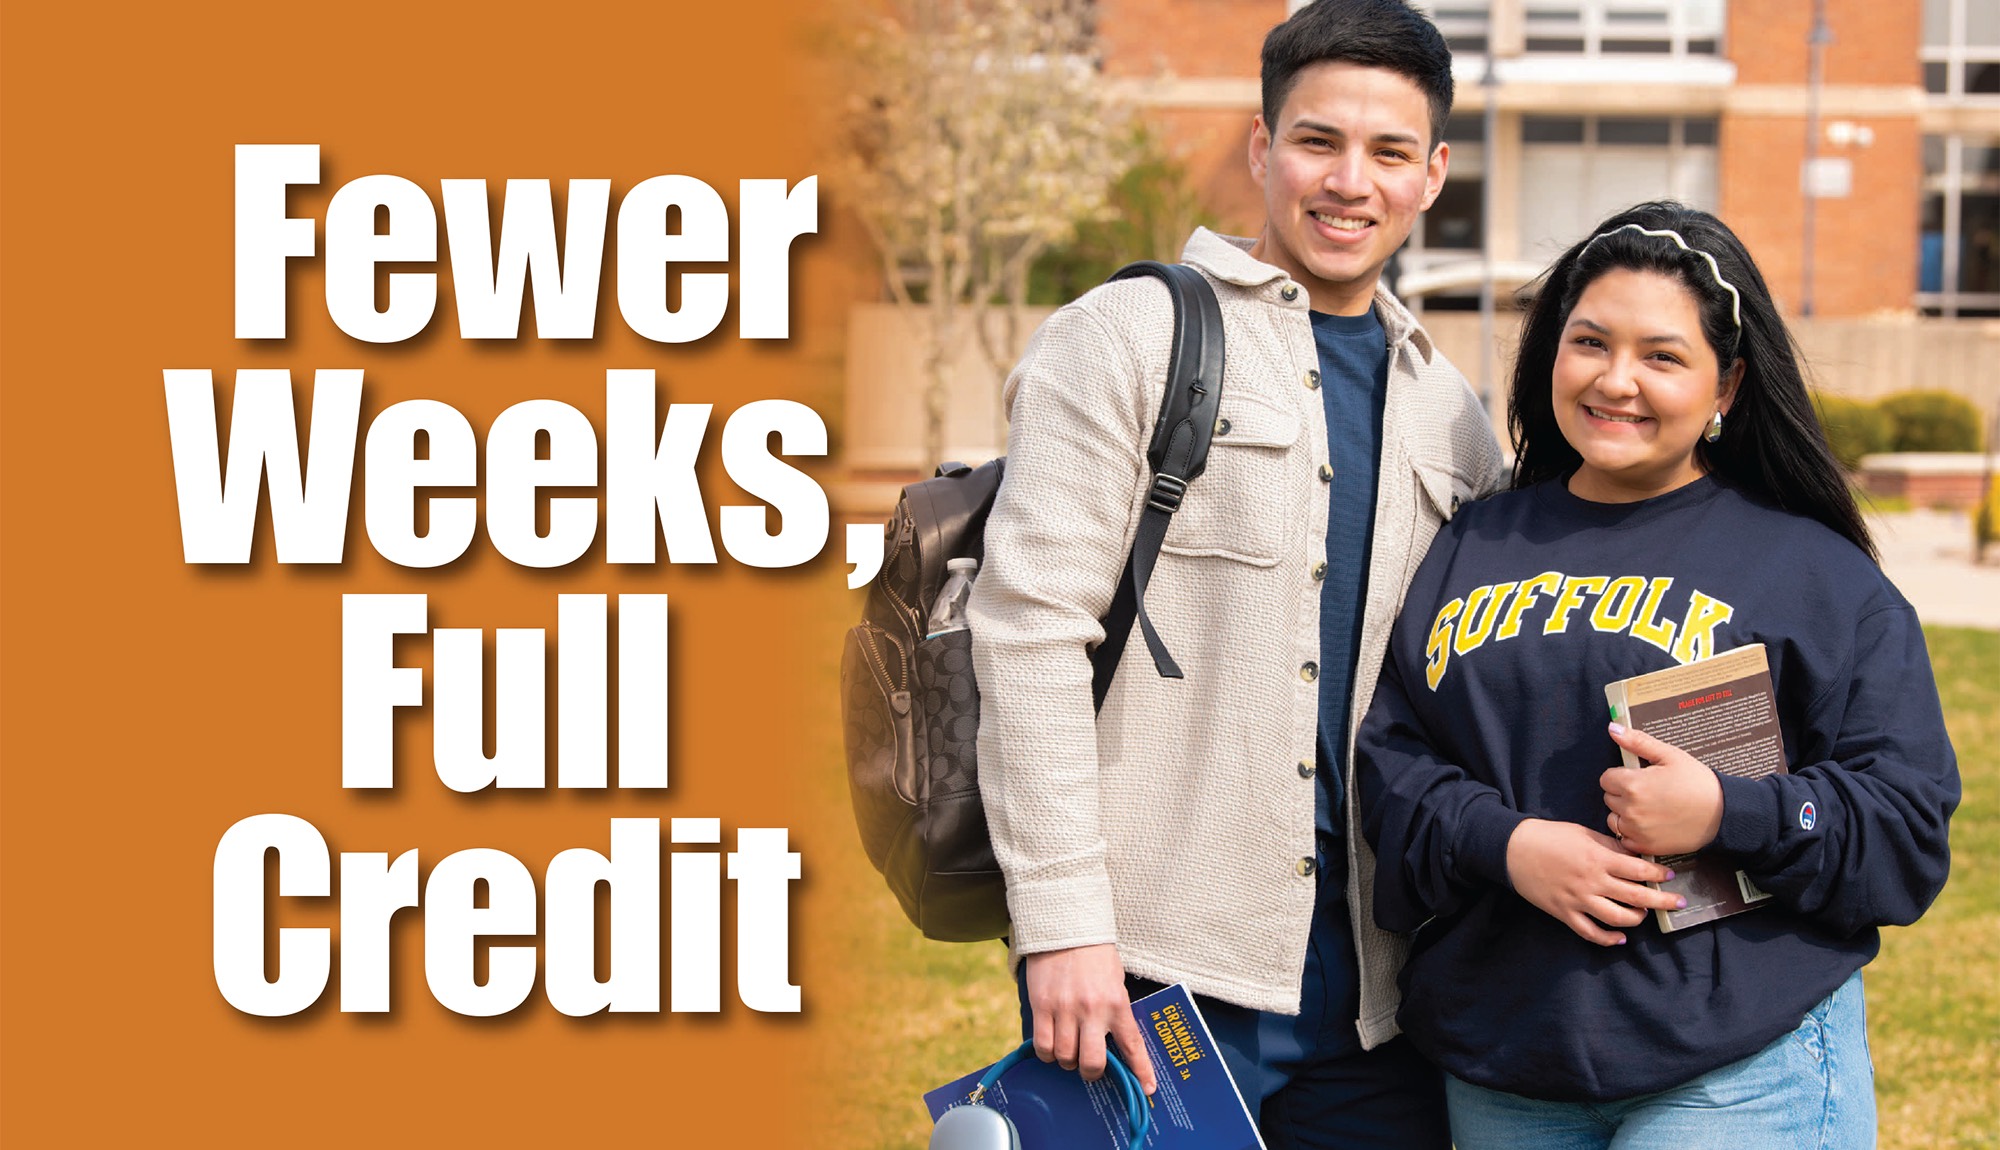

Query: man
967,1,1504,1146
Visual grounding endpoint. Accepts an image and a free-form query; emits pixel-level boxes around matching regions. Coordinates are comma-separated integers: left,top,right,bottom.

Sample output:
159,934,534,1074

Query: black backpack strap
1091,261,1226,712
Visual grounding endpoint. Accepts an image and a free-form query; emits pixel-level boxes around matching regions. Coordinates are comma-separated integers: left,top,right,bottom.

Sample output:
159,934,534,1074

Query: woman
1355,202,1959,1147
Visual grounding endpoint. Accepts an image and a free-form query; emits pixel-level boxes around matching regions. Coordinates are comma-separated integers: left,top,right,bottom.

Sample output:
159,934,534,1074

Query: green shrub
1812,392,1893,470
1028,125,1216,306
1878,390,1984,453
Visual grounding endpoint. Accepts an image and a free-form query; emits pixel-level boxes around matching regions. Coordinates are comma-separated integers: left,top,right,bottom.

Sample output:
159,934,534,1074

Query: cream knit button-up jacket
969,229,1504,1047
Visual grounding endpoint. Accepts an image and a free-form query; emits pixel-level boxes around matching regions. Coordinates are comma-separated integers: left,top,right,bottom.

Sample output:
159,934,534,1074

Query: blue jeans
1446,969,1875,1150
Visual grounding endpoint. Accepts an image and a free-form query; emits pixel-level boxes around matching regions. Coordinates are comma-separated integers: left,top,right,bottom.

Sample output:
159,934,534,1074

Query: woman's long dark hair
1508,201,1876,560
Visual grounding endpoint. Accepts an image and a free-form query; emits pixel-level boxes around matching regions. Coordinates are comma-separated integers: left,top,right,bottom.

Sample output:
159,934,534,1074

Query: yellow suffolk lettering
1590,576,1647,633
1426,599,1464,690
1630,577,1679,652
1454,582,1517,657
1671,591,1736,663
1543,575,1609,634
1498,571,1564,640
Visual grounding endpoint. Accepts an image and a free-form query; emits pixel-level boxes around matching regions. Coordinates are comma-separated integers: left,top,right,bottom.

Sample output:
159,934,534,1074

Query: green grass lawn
1871,627,1999,1150
816,618,1999,1148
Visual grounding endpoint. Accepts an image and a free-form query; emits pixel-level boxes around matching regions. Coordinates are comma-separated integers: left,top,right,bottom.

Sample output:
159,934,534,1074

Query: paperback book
1605,643,1787,932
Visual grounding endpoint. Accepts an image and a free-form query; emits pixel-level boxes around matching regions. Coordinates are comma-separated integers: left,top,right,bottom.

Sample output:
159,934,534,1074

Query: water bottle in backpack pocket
839,463,1010,942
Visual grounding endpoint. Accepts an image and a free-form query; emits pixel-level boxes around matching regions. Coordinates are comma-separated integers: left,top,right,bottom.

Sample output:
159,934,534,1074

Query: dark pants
1014,844,1448,1150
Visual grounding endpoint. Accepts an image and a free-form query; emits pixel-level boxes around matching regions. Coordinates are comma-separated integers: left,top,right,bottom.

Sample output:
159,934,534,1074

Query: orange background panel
0,2,867,1143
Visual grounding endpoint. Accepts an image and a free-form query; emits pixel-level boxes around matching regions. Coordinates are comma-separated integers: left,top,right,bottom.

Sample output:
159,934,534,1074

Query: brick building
835,0,1999,487
1097,0,2000,319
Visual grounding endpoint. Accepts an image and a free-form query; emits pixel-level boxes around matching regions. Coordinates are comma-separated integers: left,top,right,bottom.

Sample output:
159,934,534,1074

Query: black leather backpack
840,261,1226,941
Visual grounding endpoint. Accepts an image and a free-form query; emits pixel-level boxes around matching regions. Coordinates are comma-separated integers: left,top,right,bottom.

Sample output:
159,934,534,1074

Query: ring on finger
1610,811,1622,839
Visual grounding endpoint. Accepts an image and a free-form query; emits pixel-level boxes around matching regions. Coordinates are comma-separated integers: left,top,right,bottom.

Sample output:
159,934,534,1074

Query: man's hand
1601,722,1726,857
1022,943,1157,1095
1505,818,1683,946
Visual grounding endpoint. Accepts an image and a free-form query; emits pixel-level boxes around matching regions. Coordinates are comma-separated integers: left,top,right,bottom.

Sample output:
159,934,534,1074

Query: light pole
1478,47,1499,411
1477,0,1522,412
1801,0,1831,317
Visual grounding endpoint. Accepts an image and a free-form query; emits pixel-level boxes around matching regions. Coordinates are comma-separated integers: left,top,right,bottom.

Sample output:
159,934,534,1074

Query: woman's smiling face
1552,267,1743,504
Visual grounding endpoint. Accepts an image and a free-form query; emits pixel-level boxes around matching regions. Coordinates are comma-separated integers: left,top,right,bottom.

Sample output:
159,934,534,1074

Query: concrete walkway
1868,509,2000,631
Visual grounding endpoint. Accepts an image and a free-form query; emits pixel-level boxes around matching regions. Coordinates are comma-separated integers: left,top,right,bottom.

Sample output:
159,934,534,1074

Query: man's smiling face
1248,61,1447,317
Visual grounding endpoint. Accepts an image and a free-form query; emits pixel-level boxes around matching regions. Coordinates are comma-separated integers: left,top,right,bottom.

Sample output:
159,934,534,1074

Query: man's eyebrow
1290,119,1347,137
1290,120,1424,148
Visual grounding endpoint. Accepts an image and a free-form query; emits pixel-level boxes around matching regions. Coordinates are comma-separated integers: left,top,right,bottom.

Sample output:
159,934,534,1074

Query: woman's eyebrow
1565,316,1693,348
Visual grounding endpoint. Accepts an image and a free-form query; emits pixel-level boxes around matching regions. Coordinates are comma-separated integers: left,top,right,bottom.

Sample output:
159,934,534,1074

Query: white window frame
1921,0,2000,102
1517,114,1720,259
1389,1,1726,58
1919,133,2000,318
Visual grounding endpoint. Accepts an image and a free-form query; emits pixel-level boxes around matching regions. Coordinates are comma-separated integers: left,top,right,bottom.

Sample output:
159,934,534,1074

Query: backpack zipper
871,509,918,690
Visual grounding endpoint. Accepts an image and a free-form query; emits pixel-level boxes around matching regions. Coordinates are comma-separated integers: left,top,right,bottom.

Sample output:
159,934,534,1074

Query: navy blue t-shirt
1203,307,1391,1067
1310,308,1390,843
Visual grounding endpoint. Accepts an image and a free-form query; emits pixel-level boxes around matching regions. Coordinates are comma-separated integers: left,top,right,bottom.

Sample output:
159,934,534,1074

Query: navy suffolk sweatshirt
1355,476,1960,1102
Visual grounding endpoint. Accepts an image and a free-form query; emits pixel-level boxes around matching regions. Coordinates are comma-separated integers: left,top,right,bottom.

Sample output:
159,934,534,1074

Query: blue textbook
923,984,1265,1149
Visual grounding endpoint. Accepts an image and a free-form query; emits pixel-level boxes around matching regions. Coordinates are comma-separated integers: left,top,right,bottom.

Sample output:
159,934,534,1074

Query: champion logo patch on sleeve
1799,801,1817,831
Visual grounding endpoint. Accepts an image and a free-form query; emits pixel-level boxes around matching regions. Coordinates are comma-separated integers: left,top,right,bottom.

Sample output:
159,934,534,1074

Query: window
1919,135,2000,317
1423,114,1489,253
1522,1,1725,56
1519,116,1720,260
1352,2,1726,58
1923,0,2000,100
1418,4,1491,53
1396,114,1487,309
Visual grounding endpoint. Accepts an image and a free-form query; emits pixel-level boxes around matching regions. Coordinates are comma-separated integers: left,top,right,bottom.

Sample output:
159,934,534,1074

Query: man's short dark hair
1261,0,1455,150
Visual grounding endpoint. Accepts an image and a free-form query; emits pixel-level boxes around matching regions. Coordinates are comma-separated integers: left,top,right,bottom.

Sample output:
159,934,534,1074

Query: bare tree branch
838,0,1131,464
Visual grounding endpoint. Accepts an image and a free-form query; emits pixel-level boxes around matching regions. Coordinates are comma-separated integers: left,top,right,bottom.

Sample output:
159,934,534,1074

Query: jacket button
1312,561,1328,582
1296,857,1317,877
1300,662,1319,682
1214,417,1232,436
1281,284,1300,302
1318,462,1334,482
1298,760,1316,779
1305,369,1321,390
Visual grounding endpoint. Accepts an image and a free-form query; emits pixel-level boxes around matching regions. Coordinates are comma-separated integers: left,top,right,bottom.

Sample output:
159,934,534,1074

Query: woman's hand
1505,818,1684,945
1600,723,1726,857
